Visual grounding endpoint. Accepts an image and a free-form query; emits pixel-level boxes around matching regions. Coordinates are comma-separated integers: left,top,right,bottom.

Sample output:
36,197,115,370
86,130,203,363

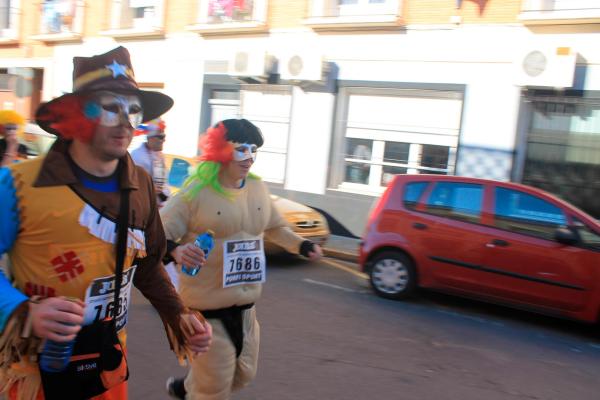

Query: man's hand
171,242,206,267
4,130,18,149
180,313,212,355
29,297,85,342
308,244,323,262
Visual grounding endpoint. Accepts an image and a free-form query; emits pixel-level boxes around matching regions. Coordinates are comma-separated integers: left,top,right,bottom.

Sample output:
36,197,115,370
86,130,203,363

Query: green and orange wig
184,119,263,199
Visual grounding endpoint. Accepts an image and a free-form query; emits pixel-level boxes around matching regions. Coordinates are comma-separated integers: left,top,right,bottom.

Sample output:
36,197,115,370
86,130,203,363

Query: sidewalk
321,234,361,263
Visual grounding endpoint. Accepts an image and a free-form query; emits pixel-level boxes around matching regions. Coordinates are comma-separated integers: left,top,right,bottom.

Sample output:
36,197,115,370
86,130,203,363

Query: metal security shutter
239,85,292,184
337,87,463,191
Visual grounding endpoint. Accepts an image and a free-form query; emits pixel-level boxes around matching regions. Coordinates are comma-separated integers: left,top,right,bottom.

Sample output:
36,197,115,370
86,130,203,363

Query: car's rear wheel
368,251,416,300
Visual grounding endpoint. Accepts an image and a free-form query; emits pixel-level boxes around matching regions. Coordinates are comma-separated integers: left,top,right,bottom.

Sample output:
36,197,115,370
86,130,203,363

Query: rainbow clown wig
0,110,26,138
184,119,263,199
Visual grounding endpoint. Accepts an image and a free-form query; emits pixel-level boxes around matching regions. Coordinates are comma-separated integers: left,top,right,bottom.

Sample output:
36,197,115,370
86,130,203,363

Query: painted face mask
87,92,143,128
232,143,258,162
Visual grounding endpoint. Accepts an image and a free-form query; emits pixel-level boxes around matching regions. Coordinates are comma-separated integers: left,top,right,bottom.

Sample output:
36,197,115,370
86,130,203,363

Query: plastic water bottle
181,230,215,276
39,337,75,372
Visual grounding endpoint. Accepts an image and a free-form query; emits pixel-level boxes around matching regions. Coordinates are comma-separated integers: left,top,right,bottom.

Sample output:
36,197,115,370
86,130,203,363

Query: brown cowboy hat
35,46,173,137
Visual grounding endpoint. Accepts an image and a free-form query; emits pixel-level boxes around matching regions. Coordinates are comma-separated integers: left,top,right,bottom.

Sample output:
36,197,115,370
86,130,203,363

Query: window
196,0,267,25
520,0,600,21
0,0,19,40
39,0,79,34
110,0,163,31
425,182,483,223
421,144,449,173
309,0,399,18
403,182,428,210
345,138,373,184
494,187,566,240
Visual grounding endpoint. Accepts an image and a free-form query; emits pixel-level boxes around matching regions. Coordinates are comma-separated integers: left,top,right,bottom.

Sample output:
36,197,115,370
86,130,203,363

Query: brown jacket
32,139,186,341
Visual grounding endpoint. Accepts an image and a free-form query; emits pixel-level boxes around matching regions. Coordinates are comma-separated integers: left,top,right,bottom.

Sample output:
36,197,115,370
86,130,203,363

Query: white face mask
91,92,143,128
232,143,258,162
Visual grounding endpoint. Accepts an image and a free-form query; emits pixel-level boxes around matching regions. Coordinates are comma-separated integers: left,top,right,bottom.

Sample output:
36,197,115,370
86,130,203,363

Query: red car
359,175,600,324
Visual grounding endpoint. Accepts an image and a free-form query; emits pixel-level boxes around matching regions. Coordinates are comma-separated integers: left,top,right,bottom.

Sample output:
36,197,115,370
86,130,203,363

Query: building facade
3,0,600,235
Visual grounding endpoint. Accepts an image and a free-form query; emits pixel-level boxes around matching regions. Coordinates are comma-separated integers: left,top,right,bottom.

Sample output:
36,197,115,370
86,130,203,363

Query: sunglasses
150,134,166,140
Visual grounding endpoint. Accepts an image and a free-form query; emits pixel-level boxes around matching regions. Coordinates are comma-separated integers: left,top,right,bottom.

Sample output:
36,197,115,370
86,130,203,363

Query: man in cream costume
0,46,212,400
161,119,322,399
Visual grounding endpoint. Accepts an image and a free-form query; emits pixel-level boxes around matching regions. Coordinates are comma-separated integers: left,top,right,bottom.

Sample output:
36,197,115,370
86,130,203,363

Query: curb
322,247,359,263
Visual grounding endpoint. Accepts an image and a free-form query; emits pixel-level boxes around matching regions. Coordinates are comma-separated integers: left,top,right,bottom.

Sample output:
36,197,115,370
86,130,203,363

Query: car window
168,158,192,189
424,182,484,223
571,217,600,250
494,187,566,240
403,182,428,210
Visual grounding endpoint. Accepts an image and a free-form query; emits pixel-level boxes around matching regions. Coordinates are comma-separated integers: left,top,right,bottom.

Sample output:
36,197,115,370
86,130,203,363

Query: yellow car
164,154,329,254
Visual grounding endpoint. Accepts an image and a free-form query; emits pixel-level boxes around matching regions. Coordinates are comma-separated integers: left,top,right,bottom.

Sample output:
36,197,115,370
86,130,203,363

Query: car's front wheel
368,251,416,300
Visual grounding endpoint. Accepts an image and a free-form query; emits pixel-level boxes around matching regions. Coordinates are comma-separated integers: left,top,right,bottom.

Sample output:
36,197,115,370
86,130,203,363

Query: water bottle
181,230,215,276
39,337,75,372
39,297,80,373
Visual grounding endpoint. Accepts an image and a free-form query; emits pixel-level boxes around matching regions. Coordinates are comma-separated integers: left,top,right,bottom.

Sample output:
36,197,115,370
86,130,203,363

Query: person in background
131,118,170,206
161,119,322,400
0,46,211,400
0,110,30,166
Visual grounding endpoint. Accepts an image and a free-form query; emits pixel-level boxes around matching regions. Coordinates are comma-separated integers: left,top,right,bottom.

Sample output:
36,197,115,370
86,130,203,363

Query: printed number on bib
222,238,266,288
83,266,137,331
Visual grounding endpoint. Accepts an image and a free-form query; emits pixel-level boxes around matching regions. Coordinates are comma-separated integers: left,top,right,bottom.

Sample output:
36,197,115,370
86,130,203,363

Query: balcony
0,5,19,43
187,0,268,36
101,0,164,38
304,0,404,31
519,0,600,24
30,0,84,43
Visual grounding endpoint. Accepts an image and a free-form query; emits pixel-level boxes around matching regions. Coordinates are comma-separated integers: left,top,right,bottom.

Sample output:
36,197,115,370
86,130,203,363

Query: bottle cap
205,229,215,237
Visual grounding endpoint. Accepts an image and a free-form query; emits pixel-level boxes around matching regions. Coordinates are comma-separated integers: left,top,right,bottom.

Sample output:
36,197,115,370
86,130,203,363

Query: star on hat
106,60,128,78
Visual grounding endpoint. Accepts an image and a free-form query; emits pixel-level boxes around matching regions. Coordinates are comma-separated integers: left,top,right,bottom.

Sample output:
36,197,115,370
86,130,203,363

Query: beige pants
184,307,260,400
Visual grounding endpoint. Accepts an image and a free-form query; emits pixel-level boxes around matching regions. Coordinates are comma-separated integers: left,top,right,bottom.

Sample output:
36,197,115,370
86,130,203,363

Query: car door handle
486,239,509,248
413,222,427,230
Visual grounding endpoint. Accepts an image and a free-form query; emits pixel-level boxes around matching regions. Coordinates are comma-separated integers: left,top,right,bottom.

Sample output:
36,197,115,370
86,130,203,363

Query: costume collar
34,138,140,189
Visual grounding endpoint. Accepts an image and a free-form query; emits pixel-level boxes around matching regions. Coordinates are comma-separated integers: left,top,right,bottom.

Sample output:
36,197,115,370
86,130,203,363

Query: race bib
222,238,266,288
83,266,137,331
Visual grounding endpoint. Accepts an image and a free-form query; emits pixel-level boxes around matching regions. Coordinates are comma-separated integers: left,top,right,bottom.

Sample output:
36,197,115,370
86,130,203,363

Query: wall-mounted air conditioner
228,51,276,80
514,46,577,88
279,51,324,81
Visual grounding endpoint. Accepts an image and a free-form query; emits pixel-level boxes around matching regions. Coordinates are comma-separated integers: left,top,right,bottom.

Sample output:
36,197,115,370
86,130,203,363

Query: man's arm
133,174,211,358
262,183,322,260
0,167,28,333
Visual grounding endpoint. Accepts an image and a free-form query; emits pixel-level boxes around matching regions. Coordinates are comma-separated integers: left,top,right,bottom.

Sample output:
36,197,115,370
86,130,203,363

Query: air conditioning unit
514,46,577,88
279,51,324,81
228,51,276,79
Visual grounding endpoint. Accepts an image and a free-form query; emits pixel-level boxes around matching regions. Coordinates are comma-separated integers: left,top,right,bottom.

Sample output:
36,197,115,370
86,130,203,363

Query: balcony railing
104,0,164,35
0,6,19,40
188,0,268,35
305,0,403,30
520,0,600,23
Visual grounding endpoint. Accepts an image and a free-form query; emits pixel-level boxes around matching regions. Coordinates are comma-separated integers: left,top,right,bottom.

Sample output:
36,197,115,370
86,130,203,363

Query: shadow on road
407,288,600,342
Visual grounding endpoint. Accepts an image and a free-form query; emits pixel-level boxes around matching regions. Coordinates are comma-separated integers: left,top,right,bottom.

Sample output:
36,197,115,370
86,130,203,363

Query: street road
127,256,600,400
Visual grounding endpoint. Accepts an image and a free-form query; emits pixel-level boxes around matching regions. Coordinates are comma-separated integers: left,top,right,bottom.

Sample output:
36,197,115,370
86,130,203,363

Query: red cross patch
51,251,85,282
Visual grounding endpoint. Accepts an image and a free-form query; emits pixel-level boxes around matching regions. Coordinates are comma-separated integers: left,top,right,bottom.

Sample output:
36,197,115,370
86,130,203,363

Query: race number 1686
228,256,261,272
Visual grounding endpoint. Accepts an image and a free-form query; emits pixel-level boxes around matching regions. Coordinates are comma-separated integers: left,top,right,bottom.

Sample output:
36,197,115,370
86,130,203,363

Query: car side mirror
554,227,579,246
